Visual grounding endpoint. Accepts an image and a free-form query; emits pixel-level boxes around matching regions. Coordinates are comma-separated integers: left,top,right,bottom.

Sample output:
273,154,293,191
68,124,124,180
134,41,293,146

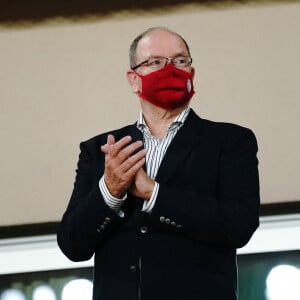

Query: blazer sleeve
149,128,260,249
57,141,123,262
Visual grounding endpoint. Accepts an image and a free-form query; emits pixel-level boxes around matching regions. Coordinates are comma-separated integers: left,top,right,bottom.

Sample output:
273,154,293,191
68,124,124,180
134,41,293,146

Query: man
57,27,260,300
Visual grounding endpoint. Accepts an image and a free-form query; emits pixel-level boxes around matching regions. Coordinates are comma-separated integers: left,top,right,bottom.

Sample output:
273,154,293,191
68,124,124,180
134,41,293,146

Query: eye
148,58,164,67
173,56,187,65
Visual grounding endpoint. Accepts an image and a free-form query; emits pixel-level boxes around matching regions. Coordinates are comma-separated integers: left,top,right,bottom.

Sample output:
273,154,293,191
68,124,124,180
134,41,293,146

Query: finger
107,134,115,146
101,134,115,154
120,148,147,172
109,136,135,157
124,157,146,178
116,140,144,163
101,144,109,154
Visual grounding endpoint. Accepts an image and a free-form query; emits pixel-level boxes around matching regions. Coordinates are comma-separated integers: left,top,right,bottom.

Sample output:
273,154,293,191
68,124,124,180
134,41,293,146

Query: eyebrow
149,52,189,58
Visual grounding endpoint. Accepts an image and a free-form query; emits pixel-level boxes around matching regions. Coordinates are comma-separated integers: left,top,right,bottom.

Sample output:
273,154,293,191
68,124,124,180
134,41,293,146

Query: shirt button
129,265,136,272
160,216,165,222
140,226,148,234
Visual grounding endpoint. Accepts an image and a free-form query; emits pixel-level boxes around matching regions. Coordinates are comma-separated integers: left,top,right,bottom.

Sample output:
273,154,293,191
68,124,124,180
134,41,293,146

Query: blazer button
140,226,148,233
105,217,110,222
171,221,176,226
165,218,170,224
129,265,136,272
160,216,165,222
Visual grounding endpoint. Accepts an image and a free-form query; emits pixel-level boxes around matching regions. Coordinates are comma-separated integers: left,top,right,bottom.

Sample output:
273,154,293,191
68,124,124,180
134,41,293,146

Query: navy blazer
57,109,260,300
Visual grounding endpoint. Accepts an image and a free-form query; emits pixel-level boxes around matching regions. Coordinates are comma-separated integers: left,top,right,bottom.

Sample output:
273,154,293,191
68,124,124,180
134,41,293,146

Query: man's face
127,29,194,100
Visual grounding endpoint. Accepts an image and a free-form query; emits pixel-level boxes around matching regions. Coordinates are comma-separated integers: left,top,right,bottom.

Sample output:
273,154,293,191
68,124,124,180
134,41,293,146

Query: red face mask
135,63,195,110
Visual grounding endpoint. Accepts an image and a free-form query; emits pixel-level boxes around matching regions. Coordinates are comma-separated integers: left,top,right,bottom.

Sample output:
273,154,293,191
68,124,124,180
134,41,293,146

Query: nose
164,57,173,66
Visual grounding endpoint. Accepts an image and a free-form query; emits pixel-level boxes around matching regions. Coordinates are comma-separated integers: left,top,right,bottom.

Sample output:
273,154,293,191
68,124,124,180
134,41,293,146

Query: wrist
107,188,125,199
144,180,155,200
104,177,125,199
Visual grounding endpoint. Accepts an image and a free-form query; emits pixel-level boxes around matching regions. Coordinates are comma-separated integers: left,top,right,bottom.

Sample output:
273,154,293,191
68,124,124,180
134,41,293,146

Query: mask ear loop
130,70,144,98
133,69,142,78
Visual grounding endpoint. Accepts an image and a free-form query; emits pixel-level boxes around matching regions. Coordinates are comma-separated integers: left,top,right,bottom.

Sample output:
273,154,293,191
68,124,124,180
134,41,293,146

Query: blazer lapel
126,124,147,173
155,110,204,183
126,123,144,143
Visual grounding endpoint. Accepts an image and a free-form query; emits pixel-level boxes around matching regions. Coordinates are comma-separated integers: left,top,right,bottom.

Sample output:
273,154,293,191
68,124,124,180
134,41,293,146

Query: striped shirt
99,106,190,215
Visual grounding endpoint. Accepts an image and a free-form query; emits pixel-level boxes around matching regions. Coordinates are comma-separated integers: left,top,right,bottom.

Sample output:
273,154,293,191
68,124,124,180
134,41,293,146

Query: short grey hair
129,27,191,69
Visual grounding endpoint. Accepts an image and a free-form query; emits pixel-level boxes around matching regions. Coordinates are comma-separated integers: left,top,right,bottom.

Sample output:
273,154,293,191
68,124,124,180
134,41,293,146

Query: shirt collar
137,106,190,132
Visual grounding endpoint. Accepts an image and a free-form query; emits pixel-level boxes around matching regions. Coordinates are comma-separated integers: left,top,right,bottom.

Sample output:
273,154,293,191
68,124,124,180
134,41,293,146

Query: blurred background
0,0,300,299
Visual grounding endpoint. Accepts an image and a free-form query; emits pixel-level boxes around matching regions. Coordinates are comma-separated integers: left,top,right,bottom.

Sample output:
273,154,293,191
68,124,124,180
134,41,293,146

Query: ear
126,70,140,94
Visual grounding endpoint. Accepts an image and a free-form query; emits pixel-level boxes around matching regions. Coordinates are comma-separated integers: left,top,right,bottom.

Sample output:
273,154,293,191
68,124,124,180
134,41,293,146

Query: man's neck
140,100,188,140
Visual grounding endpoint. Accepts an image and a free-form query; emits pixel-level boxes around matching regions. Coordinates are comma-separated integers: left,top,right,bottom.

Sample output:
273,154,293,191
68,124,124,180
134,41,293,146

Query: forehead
136,30,189,60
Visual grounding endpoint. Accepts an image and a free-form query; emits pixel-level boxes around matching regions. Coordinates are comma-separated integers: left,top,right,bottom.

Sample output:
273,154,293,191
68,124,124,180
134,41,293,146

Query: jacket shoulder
189,110,257,144
202,118,254,135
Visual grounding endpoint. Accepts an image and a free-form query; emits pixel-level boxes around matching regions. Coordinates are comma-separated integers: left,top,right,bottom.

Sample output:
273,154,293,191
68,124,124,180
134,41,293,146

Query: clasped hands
101,134,155,200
